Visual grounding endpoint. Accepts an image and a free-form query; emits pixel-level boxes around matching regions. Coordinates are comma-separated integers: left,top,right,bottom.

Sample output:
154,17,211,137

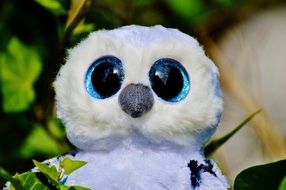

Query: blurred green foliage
35,0,67,16
19,123,61,158
280,177,286,190
1,38,41,112
0,0,285,188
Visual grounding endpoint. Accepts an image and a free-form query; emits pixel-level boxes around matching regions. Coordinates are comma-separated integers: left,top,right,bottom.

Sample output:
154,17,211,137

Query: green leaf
17,172,50,190
234,159,286,190
72,20,94,36
19,124,61,158
166,0,205,19
33,160,60,185
205,109,261,157
8,185,16,190
0,37,42,112
0,166,25,190
60,157,87,175
1,159,90,190
279,176,286,190
35,0,66,16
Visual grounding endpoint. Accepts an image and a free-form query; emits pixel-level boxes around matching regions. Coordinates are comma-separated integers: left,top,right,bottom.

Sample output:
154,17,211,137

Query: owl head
54,25,223,152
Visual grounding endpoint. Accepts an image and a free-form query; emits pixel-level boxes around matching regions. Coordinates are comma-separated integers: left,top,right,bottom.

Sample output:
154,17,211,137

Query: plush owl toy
19,25,230,190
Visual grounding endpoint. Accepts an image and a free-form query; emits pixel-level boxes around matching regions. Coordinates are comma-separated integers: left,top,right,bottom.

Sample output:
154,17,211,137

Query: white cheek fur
54,25,223,150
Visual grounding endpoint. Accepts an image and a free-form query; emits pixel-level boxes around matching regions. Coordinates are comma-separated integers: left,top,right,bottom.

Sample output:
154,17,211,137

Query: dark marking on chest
188,159,217,188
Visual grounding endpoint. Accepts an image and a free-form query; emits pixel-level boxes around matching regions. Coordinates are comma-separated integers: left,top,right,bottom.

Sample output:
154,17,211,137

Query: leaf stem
205,109,261,157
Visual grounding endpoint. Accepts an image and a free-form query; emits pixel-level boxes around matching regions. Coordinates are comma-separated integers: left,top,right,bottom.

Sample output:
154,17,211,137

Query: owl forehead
70,25,205,85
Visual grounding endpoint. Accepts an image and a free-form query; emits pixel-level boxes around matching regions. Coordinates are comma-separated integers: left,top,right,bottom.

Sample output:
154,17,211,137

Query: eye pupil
91,63,121,98
152,66,183,100
85,56,124,99
149,58,190,102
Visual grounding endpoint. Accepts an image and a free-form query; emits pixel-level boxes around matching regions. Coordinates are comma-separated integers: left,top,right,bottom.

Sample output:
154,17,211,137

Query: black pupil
91,62,121,98
150,65,183,100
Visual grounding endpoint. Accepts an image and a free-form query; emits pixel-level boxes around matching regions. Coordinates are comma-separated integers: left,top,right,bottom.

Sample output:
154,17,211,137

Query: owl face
54,25,223,151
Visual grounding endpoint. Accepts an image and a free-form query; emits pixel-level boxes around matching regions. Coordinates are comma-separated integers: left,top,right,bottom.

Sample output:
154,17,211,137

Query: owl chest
63,149,193,190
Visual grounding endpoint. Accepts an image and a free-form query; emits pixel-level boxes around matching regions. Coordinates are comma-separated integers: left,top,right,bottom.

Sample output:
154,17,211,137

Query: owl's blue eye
85,55,124,99
149,58,190,102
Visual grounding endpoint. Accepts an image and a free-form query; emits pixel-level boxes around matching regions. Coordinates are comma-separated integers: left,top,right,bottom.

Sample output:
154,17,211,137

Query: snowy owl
19,25,229,189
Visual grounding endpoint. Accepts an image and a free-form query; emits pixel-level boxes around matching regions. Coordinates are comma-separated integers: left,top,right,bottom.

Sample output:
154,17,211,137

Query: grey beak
119,83,154,118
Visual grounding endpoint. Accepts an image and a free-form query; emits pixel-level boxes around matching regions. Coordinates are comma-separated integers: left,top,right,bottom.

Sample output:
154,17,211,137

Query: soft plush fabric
5,25,229,190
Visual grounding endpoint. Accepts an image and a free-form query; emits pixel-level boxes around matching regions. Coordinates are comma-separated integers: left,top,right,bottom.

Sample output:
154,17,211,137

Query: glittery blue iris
85,55,124,99
149,58,190,102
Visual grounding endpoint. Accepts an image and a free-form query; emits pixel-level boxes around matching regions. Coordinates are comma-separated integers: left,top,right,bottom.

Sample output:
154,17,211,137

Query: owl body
48,132,227,190
5,25,229,190
60,137,197,190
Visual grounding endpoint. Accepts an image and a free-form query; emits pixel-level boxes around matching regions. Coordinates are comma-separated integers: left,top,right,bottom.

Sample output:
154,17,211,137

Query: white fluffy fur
63,142,228,190
54,25,223,151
